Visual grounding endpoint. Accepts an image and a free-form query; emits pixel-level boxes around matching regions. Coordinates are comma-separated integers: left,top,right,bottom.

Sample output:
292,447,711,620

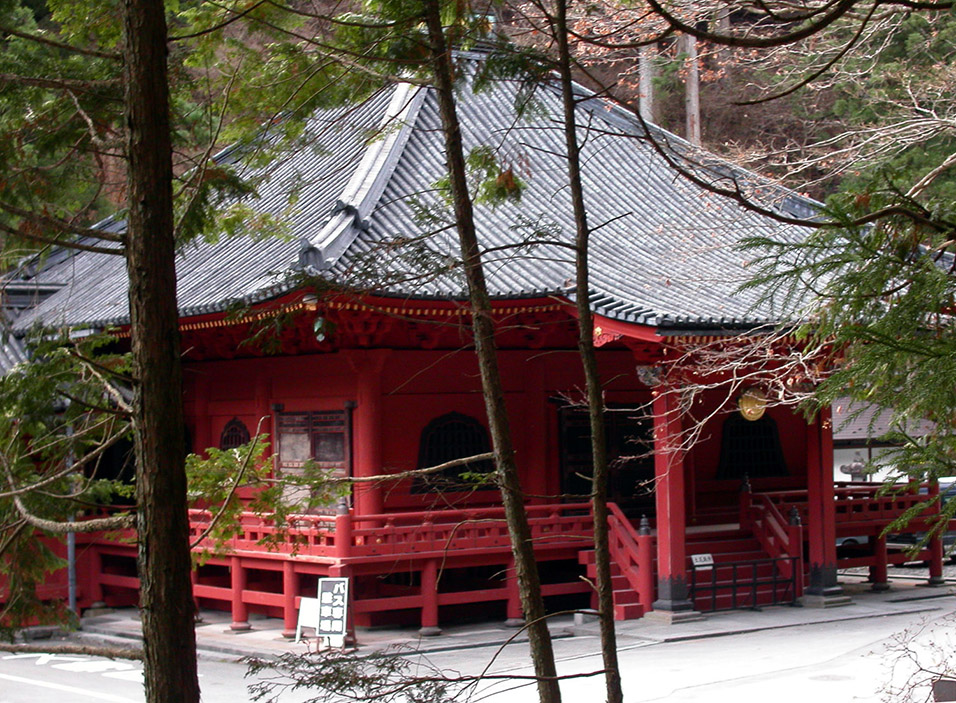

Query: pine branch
0,73,121,94
11,494,135,533
0,202,125,242
0,221,124,256
0,24,121,60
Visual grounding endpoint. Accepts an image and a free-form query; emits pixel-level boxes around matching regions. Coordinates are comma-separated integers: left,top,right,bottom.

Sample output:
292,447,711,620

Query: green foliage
185,436,348,561
0,1,121,258
433,145,525,209
0,327,350,630
813,11,956,199
0,331,133,635
467,144,524,206
743,13,956,492
246,647,464,703
743,187,956,491
0,0,387,262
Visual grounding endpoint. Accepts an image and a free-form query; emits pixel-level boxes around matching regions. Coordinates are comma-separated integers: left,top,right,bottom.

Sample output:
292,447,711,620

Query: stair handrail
751,494,790,556
747,492,804,593
606,502,655,611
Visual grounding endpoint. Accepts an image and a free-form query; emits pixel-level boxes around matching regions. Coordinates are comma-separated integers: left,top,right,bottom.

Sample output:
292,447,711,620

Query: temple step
578,550,649,621
613,601,645,620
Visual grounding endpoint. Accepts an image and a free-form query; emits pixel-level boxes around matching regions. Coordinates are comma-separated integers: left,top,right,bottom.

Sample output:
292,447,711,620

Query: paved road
416,608,956,703
3,603,954,702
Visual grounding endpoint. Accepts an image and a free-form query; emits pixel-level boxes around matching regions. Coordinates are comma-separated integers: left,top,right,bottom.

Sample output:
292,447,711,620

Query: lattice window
413,412,494,493
558,405,654,514
219,418,251,450
716,414,788,479
276,410,350,473
275,410,351,512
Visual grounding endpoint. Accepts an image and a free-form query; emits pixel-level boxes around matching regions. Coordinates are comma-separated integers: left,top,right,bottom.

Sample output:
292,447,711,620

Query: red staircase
686,526,799,612
577,503,656,621
578,549,647,621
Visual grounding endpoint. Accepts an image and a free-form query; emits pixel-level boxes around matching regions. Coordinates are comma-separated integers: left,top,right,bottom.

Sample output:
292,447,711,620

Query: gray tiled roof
0,331,27,374
11,56,817,335
832,398,934,443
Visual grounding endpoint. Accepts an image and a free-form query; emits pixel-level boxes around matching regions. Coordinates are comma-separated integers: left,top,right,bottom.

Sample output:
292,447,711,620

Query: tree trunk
639,45,657,124
553,2,623,701
122,1,200,701
682,33,701,145
420,5,561,703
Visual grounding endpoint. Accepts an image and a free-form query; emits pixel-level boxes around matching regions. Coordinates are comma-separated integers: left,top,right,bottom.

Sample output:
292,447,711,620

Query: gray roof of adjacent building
832,397,936,444
10,55,819,336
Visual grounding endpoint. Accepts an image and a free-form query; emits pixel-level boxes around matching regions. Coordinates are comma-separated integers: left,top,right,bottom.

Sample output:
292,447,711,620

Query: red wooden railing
745,493,803,591
754,483,938,531
188,502,594,561
833,483,942,527
606,503,655,611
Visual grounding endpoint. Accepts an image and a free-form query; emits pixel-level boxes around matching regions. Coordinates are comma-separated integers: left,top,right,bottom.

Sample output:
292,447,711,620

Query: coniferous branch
0,24,120,60
0,73,121,93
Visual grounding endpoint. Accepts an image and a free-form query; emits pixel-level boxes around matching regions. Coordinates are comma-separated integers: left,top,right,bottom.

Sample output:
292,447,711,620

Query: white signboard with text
317,577,349,647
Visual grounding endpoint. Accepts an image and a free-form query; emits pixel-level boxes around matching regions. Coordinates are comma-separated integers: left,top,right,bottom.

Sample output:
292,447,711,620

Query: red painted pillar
254,372,272,449
229,556,251,631
650,390,695,616
637,524,656,612
419,559,442,636
805,409,842,599
870,534,889,592
928,480,945,586
88,548,104,605
189,569,201,620
282,560,299,638
350,351,390,517
334,505,353,560
522,359,549,503
192,373,211,454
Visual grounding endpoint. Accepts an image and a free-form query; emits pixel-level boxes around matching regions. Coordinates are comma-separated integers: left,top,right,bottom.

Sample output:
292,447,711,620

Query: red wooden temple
6,58,953,634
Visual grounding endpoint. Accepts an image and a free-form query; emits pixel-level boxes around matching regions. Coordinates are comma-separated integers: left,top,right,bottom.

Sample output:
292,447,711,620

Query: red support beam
282,560,298,638
350,351,390,517
870,534,889,592
229,556,251,631
650,390,695,617
805,409,843,601
419,559,441,636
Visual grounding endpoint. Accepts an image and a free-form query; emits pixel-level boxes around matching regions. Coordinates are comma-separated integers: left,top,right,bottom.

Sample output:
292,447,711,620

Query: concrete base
418,626,442,637
573,610,599,626
228,622,252,633
871,582,891,593
504,618,525,628
928,576,946,586
643,609,705,625
800,594,853,609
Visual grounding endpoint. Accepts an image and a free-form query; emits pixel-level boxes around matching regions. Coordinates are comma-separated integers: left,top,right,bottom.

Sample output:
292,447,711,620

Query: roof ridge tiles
298,82,426,272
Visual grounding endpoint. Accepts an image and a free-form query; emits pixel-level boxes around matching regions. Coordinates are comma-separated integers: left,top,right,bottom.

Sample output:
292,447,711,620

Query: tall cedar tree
550,0,623,699
122,0,200,700
420,3,562,701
